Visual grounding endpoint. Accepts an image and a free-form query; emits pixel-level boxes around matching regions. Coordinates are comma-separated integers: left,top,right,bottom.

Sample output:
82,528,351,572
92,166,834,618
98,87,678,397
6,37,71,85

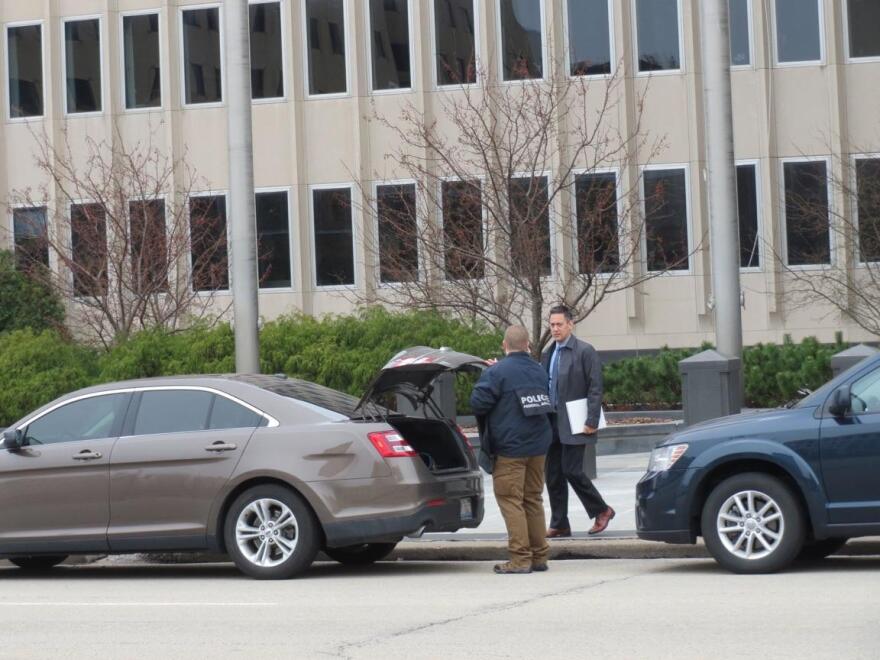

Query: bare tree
769,154,880,337
5,126,230,348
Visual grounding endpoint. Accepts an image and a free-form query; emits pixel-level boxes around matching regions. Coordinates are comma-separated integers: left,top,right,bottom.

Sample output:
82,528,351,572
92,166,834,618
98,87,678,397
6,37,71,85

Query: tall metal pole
225,0,260,373
701,0,743,361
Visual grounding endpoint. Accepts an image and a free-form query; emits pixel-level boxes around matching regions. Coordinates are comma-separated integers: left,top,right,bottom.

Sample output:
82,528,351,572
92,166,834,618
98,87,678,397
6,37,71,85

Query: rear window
231,375,384,419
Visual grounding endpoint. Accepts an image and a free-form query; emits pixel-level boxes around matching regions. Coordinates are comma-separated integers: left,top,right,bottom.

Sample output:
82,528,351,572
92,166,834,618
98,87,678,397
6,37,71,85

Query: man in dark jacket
471,325,553,574
542,304,615,537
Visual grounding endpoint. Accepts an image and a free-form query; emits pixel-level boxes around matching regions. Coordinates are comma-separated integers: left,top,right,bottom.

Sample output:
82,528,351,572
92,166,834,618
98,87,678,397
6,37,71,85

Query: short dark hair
548,304,572,321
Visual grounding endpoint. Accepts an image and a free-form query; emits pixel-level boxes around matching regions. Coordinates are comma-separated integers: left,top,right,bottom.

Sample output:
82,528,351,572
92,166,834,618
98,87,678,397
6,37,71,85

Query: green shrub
0,329,97,426
604,345,707,409
0,251,65,334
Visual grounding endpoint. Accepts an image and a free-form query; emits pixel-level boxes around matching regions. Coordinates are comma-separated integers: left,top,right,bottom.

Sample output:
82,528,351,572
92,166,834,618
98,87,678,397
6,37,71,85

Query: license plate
460,498,473,521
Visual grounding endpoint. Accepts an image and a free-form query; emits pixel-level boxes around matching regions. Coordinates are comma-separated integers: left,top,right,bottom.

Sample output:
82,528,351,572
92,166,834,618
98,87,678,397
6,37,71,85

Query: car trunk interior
386,417,470,473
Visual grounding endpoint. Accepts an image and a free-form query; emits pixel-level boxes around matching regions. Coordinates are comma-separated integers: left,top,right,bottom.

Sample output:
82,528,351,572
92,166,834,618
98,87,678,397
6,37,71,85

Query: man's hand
583,425,598,435
485,358,498,366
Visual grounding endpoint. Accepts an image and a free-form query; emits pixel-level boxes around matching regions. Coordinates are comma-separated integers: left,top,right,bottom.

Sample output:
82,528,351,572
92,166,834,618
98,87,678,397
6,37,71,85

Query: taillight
456,425,475,452
368,431,418,458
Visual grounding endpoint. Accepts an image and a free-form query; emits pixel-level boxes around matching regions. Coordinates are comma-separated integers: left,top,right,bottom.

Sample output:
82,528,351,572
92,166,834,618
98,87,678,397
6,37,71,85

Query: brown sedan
0,347,485,578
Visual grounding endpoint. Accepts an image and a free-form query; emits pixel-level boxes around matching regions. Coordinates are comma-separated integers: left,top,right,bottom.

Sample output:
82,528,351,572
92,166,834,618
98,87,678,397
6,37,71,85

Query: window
848,0,880,59
635,0,681,72
567,0,611,76
736,164,760,268
189,195,228,291
575,172,619,273
442,180,484,279
122,13,160,109
182,7,222,104
256,190,292,288
71,203,108,296
312,187,354,286
130,199,167,292
376,183,418,283
12,207,49,270
782,160,830,266
25,394,126,445
850,367,880,414
856,158,880,263
370,0,411,90
434,0,477,85
306,0,347,95
64,18,102,113
644,168,689,271
728,0,751,66
7,23,43,118
509,176,551,276
133,390,213,435
774,0,822,64
208,395,264,430
499,0,543,80
250,1,284,99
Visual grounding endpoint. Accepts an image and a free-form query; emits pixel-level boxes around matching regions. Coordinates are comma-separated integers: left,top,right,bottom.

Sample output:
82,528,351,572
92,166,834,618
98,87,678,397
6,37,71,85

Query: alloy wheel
235,497,299,567
716,489,785,560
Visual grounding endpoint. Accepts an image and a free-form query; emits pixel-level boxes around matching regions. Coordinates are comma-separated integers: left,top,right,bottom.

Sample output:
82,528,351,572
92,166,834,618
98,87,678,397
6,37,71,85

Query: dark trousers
545,417,608,529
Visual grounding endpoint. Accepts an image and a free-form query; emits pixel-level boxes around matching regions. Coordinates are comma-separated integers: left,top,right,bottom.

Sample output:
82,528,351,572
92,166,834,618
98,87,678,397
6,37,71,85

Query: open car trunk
386,417,472,473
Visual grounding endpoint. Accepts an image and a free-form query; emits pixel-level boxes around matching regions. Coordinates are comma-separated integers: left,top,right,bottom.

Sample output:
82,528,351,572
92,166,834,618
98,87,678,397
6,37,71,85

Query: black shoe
531,562,549,572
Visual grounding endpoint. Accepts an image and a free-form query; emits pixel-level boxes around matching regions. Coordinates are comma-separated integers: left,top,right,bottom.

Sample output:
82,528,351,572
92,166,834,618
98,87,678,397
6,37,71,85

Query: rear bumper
323,494,484,547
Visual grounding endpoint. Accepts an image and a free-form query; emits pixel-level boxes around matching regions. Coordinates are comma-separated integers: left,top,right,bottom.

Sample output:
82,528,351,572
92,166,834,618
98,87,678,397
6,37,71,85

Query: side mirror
2,428,23,449
828,386,852,417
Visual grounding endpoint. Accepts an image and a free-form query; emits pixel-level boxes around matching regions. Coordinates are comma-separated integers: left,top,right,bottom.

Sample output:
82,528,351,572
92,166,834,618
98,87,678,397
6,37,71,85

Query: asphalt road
1,557,878,659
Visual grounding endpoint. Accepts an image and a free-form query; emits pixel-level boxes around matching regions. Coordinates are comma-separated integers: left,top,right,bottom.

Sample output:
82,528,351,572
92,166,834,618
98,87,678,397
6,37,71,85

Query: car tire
796,537,848,561
701,472,805,574
324,542,398,565
224,485,320,580
9,555,68,571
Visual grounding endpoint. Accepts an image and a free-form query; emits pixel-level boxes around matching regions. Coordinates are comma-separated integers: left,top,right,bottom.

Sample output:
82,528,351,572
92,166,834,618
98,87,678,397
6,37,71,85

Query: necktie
549,345,561,408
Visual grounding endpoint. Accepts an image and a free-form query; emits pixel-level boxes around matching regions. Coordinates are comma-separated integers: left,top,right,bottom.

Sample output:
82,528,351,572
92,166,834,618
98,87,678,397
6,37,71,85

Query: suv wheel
9,555,68,571
224,485,320,579
701,472,805,574
325,542,398,565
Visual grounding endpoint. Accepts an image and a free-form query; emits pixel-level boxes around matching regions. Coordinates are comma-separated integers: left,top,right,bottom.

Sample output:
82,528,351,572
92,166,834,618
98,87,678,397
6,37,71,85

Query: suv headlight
647,444,689,472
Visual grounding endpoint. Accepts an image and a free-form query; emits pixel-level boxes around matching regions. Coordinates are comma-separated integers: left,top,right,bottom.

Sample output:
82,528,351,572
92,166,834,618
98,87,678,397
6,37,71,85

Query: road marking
0,602,279,607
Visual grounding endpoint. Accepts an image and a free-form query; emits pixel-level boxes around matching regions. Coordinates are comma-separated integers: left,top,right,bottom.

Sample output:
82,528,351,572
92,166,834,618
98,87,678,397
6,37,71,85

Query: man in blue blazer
541,305,615,537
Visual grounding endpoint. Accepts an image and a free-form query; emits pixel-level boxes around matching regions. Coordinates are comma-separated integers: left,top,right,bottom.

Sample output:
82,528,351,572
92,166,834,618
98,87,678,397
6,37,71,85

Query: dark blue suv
637,354,880,573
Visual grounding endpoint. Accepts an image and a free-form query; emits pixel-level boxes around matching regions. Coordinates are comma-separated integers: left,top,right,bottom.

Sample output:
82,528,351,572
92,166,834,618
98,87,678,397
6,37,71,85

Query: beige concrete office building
2,0,880,351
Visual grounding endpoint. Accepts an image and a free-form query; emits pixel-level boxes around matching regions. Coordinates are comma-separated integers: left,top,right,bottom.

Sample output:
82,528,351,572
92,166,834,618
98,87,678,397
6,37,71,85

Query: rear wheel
797,537,848,561
325,542,398,565
224,485,320,579
9,555,68,571
701,472,805,574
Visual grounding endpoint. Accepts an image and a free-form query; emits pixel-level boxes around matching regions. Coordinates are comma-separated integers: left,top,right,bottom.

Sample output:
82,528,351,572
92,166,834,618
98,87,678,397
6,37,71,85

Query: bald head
503,325,530,353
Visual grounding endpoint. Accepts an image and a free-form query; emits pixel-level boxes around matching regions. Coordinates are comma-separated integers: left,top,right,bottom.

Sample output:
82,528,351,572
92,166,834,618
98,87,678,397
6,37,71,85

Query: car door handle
72,450,102,461
205,441,238,453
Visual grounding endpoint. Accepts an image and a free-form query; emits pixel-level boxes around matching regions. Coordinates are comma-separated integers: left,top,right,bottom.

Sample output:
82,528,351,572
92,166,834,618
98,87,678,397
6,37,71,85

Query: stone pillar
831,344,879,378
679,350,743,427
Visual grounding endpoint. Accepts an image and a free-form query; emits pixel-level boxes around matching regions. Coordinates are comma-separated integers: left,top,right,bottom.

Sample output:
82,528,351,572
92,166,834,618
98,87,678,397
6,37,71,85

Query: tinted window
850,368,880,414
775,0,821,63
848,0,880,59
7,24,43,117
567,0,611,76
576,172,619,273
729,0,750,66
370,0,411,90
644,168,689,271
636,0,681,72
307,0,347,95
499,0,543,80
442,180,484,279
736,164,760,268
250,2,284,99
256,191,292,288
130,199,168,293
182,7,222,104
13,206,49,270
123,13,161,109
509,176,551,276
208,395,263,430
783,161,829,266
134,390,213,435
64,19,102,113
25,394,126,445
313,187,354,286
71,203,108,296
857,158,880,263
435,0,477,85
377,183,419,283
189,195,228,291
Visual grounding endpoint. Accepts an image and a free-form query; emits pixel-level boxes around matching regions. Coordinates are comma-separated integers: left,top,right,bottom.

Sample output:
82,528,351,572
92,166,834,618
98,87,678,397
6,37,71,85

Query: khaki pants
493,455,550,569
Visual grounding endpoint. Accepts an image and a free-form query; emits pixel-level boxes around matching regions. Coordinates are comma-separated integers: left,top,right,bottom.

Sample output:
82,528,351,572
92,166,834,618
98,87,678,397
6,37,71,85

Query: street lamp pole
225,0,260,373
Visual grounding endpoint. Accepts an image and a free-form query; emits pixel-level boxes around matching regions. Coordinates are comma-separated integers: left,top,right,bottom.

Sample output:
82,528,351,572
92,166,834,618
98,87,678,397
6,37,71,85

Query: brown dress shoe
588,507,616,535
545,527,572,538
